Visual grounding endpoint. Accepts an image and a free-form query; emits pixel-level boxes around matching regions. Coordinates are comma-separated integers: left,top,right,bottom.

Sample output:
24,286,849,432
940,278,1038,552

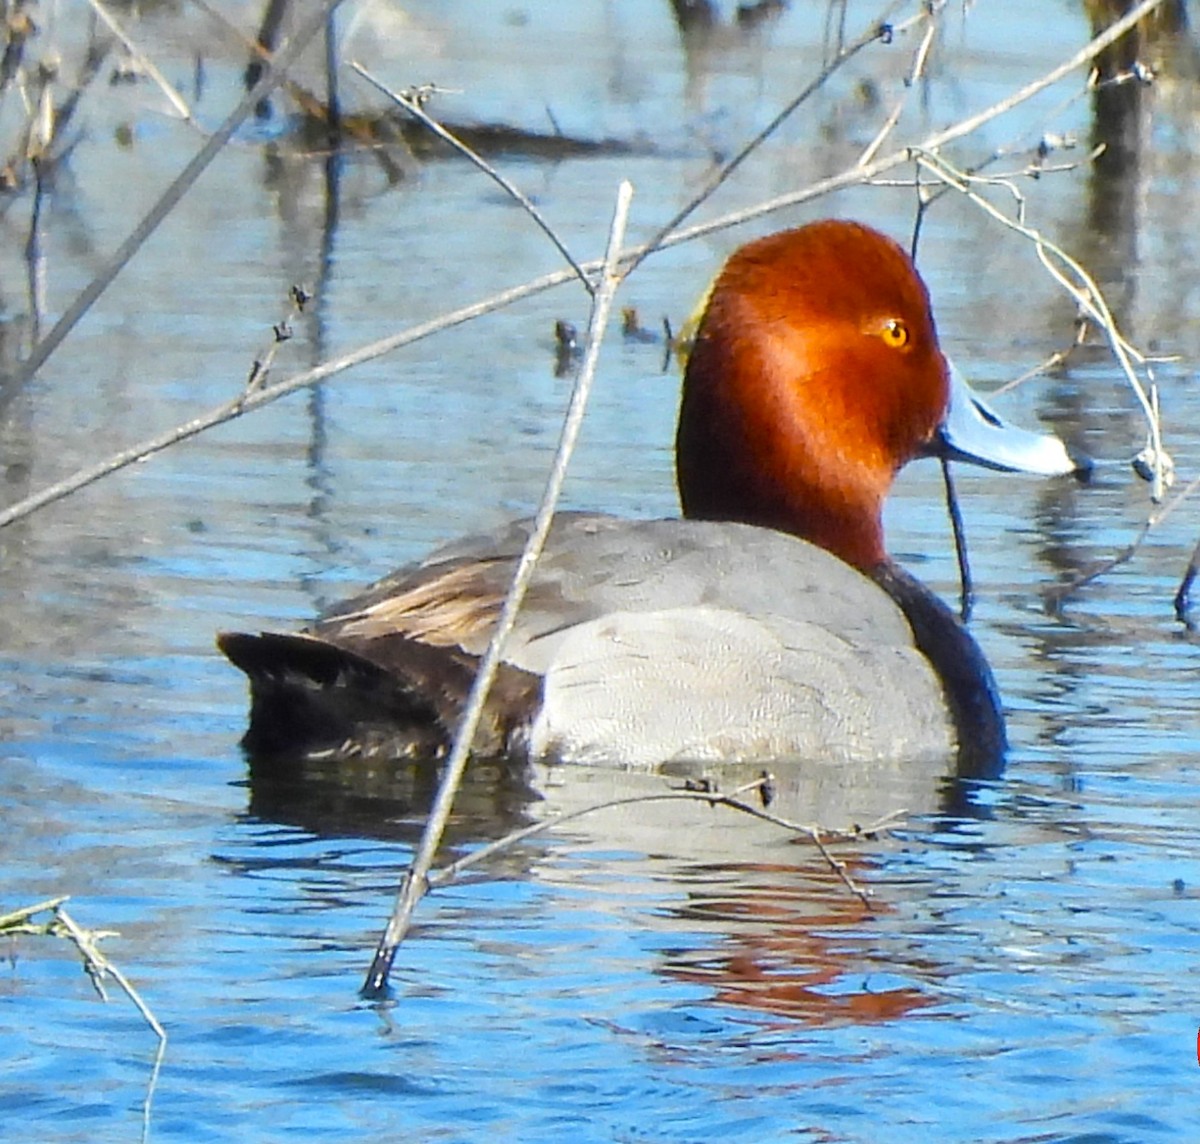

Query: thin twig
907,144,1185,605
2,898,166,1144
906,2,939,87
244,285,312,394
940,455,973,620
54,906,166,1144
0,265,573,530
0,895,70,929
656,0,1167,250
361,181,635,1000
54,907,166,1041
992,347,1076,396
82,0,194,123
425,777,893,911
15,0,345,386
628,1,918,274
350,65,592,292
857,4,941,167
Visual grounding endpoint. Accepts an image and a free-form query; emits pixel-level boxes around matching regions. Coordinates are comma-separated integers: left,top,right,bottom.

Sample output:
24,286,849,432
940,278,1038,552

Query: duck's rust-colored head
676,220,950,571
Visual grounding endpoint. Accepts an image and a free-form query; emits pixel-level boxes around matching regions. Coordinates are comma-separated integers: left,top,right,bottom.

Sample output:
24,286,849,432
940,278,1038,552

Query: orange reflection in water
659,856,931,1026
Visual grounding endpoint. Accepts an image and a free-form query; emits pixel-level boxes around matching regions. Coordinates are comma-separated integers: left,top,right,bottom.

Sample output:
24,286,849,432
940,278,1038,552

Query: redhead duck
220,220,1079,774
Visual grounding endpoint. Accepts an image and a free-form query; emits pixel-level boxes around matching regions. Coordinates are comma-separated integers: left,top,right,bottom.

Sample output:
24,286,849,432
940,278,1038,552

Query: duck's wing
314,512,919,669
310,512,628,664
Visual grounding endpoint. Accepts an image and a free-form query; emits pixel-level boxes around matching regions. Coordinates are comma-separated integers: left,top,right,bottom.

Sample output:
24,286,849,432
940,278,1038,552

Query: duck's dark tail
217,631,539,765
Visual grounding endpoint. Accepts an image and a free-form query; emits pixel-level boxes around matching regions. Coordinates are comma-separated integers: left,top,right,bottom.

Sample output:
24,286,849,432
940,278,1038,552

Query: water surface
1,2,1198,1140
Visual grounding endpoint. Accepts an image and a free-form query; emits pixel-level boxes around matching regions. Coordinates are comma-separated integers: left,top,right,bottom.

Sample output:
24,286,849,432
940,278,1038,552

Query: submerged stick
360,181,635,1001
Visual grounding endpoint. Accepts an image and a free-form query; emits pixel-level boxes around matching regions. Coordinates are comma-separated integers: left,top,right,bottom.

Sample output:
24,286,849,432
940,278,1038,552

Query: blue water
1,2,1198,1140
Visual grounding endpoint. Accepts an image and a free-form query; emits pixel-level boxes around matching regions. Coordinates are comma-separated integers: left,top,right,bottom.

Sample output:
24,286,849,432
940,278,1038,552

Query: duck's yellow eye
880,319,910,349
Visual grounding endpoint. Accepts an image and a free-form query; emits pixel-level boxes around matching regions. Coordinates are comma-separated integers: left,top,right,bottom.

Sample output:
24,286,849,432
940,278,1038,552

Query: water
1,1,1198,1140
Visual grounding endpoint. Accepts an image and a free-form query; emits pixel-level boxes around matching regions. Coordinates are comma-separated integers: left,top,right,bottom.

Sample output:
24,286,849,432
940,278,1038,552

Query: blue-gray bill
933,360,1086,477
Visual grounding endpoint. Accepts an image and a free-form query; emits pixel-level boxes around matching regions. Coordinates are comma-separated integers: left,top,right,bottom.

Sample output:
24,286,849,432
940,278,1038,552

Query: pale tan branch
362,181,635,1000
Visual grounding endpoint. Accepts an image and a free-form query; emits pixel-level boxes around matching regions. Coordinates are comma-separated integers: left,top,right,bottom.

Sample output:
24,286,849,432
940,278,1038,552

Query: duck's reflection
238,746,982,1024
243,752,539,845
660,858,930,1024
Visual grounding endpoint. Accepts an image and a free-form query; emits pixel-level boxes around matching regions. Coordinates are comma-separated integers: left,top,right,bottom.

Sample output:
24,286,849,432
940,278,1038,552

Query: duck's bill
932,360,1086,477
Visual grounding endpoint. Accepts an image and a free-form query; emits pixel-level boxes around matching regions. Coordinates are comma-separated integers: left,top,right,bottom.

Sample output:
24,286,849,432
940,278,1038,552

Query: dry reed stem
0,0,1166,535
361,180,635,1000
1,897,165,1042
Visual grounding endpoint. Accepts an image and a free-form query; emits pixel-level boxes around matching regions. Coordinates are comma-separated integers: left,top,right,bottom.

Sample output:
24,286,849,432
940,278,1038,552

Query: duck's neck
870,560,1006,778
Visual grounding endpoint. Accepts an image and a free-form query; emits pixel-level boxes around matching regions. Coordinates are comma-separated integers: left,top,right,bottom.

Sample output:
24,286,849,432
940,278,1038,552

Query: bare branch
1047,471,1200,608
656,0,1169,249
425,776,894,911
911,147,1169,499
54,906,166,1144
0,895,70,929
0,266,574,530
2,898,166,1144
857,3,941,167
628,3,921,273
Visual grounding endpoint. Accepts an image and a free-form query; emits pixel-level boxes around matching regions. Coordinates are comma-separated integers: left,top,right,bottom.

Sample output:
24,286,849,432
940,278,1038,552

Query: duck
219,219,1081,775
